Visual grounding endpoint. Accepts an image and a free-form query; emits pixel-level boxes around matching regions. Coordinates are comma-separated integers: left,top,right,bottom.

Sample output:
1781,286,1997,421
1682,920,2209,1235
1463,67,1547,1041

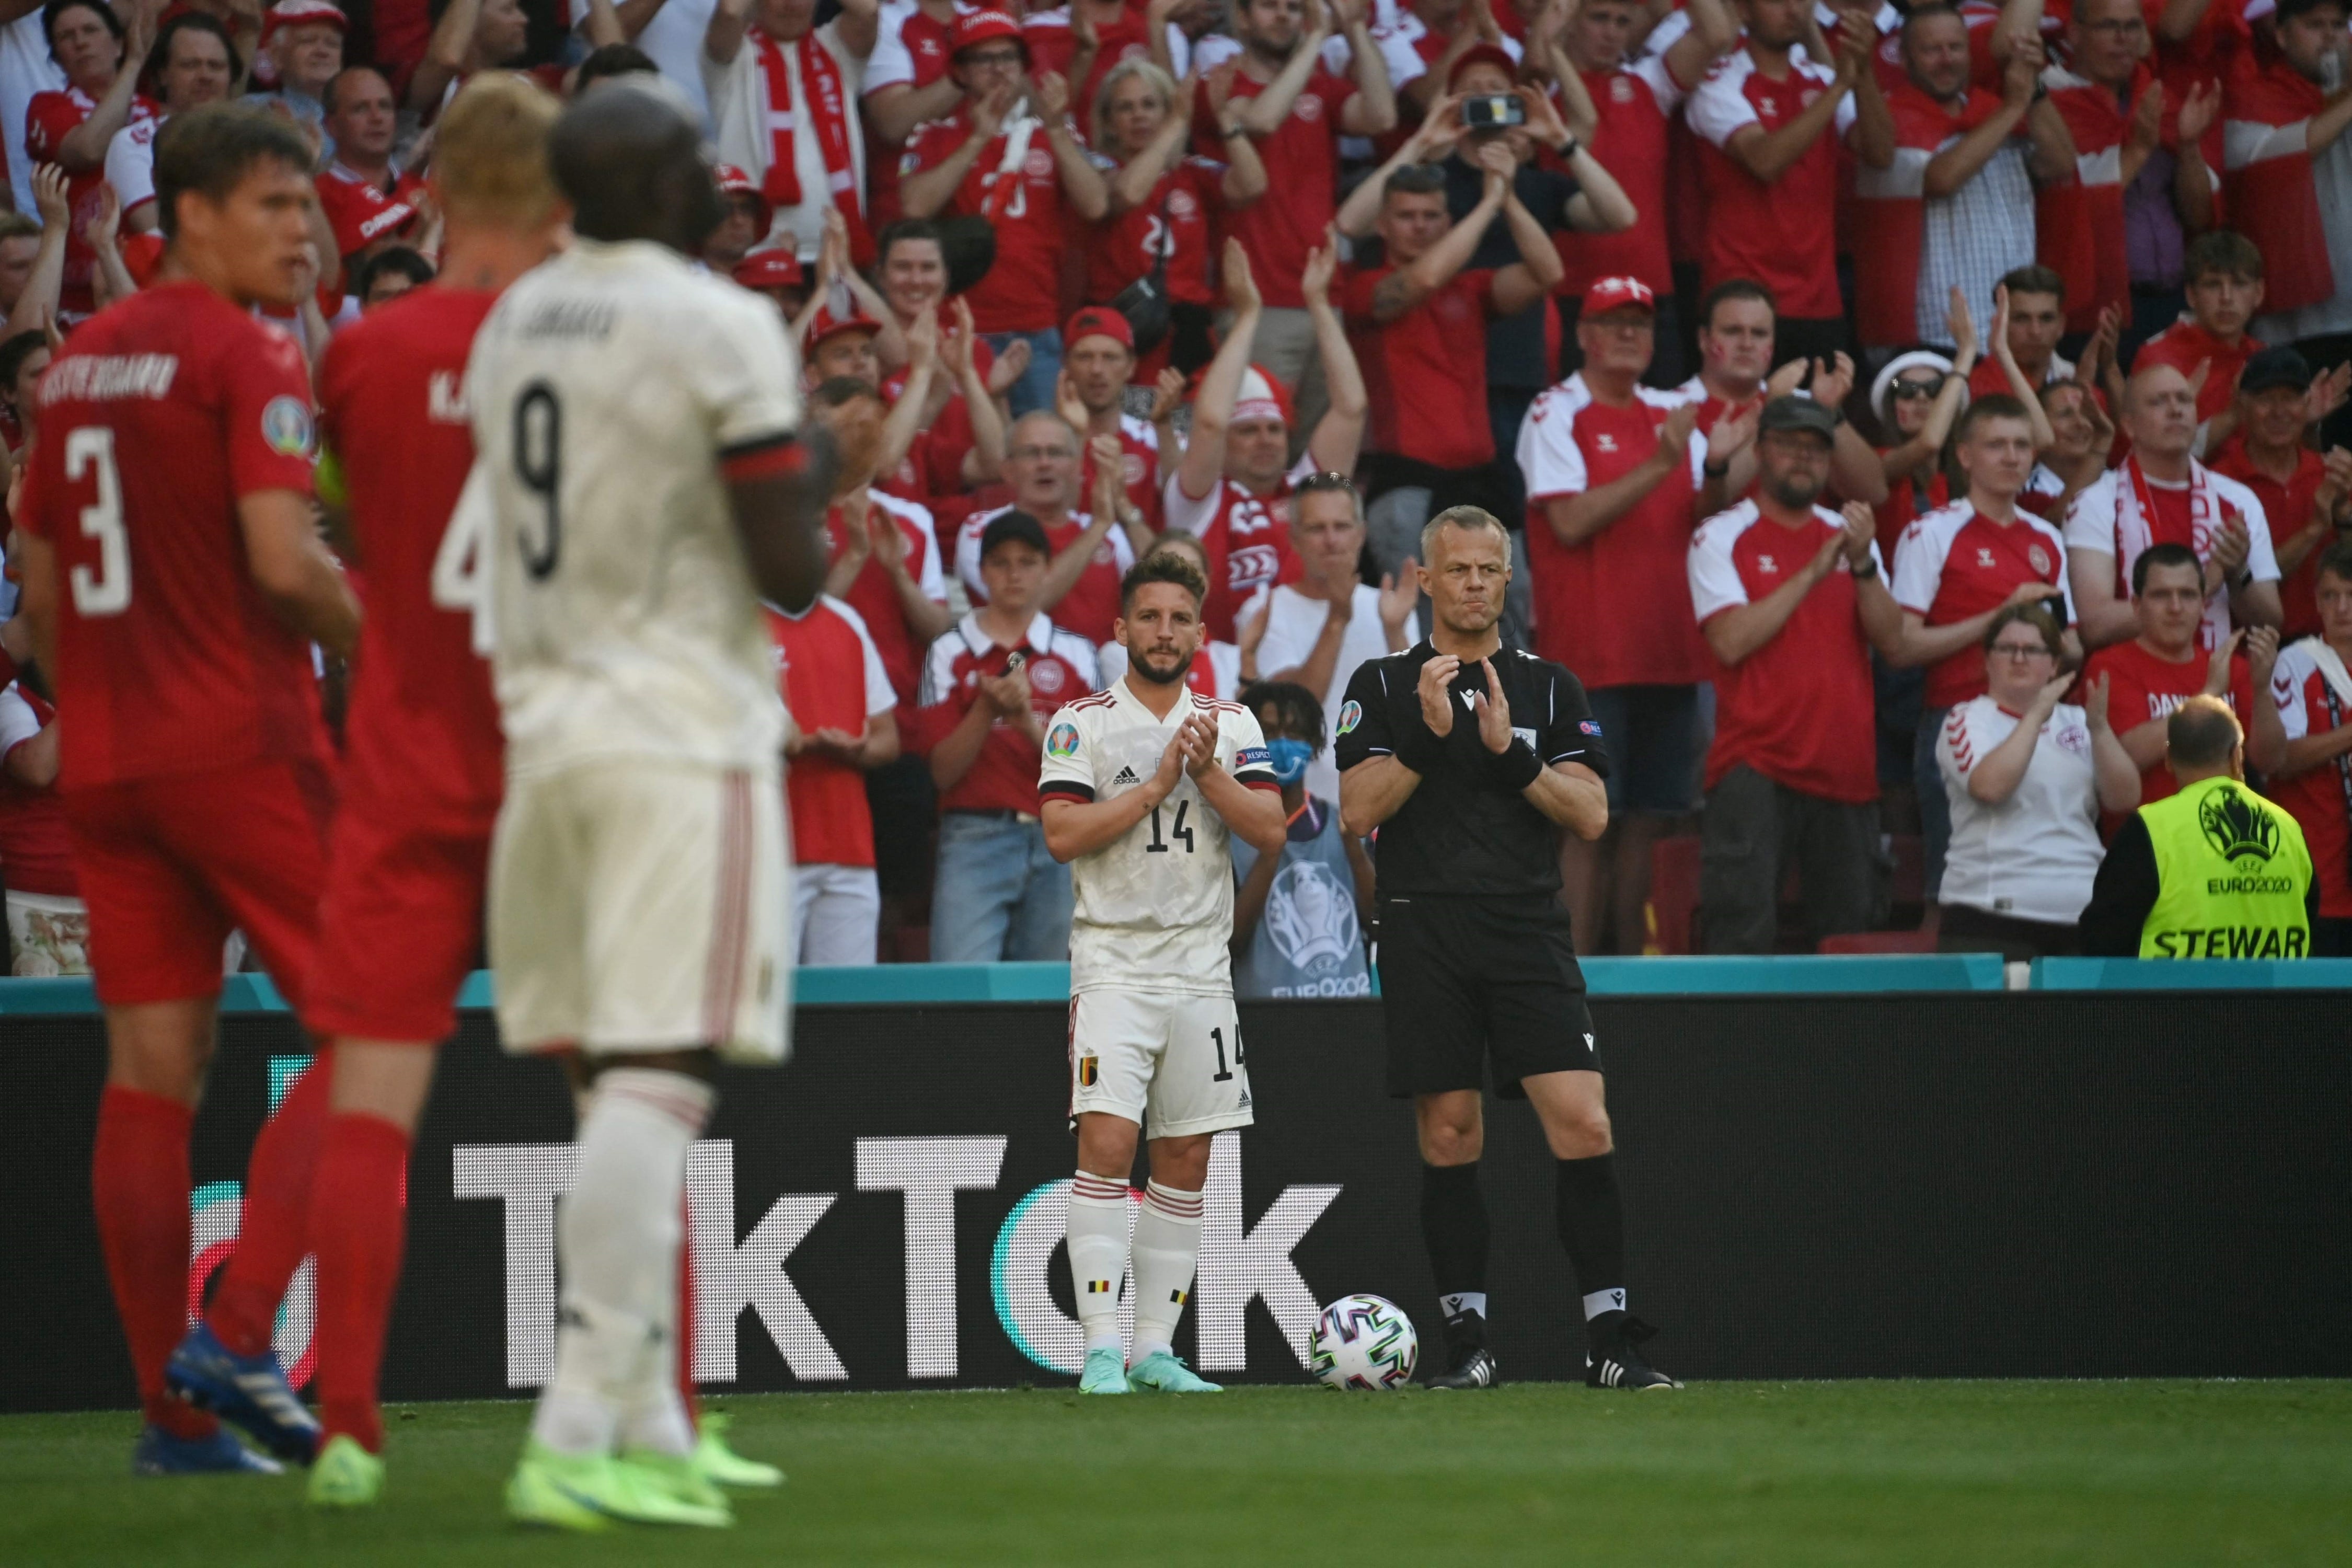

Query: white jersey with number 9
458,237,803,777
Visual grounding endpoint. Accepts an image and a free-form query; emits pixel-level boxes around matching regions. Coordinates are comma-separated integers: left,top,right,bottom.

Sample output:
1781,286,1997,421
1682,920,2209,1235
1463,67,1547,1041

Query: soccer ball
1310,1294,1419,1390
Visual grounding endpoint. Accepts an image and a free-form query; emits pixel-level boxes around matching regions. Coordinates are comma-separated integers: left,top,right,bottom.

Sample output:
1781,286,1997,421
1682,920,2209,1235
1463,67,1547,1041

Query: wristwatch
1557,133,1579,158
1850,554,1878,581
1702,457,1732,479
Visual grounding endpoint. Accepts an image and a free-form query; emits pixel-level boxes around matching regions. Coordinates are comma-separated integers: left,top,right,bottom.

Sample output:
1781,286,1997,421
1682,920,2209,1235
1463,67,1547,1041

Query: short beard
1129,647,1196,685
1763,473,1821,510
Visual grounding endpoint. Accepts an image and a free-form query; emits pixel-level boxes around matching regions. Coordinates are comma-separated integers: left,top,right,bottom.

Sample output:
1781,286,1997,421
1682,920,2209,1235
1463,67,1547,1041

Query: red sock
676,1191,699,1432
207,1057,332,1357
308,1111,410,1454
92,1086,216,1439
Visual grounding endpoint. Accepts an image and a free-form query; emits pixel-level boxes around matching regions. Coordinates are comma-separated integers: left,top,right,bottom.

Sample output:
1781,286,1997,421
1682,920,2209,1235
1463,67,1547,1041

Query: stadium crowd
0,0,2348,979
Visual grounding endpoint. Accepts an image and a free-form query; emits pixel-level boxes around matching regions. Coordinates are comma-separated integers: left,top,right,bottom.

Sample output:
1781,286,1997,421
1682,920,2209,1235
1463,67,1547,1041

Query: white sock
1066,1172,1131,1358
531,1067,713,1458
1127,1181,1204,1364
1583,1288,1628,1322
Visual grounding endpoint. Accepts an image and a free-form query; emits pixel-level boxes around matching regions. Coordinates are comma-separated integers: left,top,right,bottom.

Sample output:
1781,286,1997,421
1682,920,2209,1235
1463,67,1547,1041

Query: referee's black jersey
1332,642,1608,899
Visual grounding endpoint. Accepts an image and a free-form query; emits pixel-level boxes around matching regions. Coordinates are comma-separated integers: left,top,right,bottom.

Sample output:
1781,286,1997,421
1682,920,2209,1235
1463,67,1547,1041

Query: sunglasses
1890,376,1945,400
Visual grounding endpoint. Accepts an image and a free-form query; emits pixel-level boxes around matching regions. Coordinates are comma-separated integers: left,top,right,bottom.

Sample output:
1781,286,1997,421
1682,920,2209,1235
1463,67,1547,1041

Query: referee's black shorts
1375,893,1599,1099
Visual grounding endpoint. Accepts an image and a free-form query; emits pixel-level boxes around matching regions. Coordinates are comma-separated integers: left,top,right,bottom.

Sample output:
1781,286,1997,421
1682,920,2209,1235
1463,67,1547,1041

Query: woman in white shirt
1936,603,2141,959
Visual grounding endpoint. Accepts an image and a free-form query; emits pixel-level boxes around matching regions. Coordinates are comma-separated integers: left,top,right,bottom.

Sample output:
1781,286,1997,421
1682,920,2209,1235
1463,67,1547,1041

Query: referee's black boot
1421,1344,1496,1391
1585,1314,1680,1390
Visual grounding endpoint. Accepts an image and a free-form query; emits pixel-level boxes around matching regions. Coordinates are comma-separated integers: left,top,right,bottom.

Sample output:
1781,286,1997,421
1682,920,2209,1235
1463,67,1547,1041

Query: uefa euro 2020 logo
2198,784,2279,865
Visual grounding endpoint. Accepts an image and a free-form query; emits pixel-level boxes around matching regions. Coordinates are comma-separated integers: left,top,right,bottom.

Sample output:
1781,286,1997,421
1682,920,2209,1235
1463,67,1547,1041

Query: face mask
1266,737,1314,785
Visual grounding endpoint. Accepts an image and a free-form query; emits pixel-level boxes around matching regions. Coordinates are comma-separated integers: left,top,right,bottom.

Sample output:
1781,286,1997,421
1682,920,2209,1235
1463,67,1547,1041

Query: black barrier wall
4,995,2349,1413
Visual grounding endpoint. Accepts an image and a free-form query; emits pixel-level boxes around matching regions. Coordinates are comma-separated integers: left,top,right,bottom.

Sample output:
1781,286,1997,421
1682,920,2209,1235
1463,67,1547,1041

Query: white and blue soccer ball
1310,1294,1419,1390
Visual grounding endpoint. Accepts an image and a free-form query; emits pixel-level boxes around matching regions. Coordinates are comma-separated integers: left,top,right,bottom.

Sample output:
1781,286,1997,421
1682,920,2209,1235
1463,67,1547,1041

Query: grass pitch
2,1381,2347,1566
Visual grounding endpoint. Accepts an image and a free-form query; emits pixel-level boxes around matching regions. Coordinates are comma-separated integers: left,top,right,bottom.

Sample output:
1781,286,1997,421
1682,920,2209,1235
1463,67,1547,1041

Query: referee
1336,506,1678,1392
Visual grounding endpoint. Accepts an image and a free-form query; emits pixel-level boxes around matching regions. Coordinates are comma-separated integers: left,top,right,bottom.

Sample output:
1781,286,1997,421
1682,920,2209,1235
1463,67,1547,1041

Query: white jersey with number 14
1040,679,1279,996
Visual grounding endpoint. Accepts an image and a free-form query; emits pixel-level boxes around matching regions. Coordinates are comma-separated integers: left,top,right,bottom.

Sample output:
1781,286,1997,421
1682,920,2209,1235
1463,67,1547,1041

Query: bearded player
463,77,832,1529
15,104,360,1476
1037,554,1287,1395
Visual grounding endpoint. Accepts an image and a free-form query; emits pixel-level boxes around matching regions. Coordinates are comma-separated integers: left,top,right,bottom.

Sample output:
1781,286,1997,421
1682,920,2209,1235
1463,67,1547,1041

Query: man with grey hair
956,409,1152,645
1337,504,1679,1394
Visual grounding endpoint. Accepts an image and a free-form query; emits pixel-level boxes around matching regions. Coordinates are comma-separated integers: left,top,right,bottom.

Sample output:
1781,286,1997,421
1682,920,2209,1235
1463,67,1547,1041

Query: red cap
1231,363,1293,428
1582,275,1656,315
732,248,806,291
807,305,882,352
261,0,347,45
950,9,1029,60
1447,43,1519,90
713,162,773,232
1063,306,1134,353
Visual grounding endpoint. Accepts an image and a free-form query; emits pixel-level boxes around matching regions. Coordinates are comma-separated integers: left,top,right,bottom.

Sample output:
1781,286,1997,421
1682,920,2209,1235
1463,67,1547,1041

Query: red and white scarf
754,25,871,260
2116,453,2233,648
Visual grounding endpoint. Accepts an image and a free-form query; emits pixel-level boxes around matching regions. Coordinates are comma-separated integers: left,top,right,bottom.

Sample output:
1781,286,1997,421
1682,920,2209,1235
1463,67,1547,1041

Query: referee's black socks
1555,1155,1629,1345
1420,1162,1490,1354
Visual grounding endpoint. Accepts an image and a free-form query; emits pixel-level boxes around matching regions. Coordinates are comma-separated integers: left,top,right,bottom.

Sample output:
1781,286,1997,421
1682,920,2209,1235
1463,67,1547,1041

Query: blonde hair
1092,57,1179,154
433,73,562,228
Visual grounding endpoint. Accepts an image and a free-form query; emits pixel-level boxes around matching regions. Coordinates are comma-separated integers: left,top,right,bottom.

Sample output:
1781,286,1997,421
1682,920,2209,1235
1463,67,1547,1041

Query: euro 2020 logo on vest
2198,783,2279,865
1263,860,1368,996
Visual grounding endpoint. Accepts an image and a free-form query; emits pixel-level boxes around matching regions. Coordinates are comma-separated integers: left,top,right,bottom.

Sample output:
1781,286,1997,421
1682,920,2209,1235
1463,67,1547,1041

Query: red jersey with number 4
23,281,327,790
767,596,894,867
902,106,1078,332
316,285,505,828
1688,501,1883,803
1888,500,2075,709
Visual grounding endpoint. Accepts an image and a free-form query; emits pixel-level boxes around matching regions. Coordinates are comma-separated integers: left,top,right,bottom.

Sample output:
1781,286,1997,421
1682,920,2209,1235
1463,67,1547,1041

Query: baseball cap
1232,364,1294,428
980,508,1052,560
713,163,773,231
261,0,346,45
950,9,1029,60
806,306,881,352
2239,345,2314,396
1758,395,1838,440
1447,43,1519,90
732,249,805,291
1583,276,1655,316
1064,305,1134,353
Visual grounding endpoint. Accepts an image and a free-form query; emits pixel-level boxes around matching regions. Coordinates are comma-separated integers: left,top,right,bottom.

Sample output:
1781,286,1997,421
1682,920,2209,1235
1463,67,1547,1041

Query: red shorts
305,802,493,1045
63,759,333,1010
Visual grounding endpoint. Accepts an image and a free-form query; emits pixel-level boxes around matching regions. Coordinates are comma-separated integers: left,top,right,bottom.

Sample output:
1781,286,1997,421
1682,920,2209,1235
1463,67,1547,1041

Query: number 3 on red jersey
63,426,130,616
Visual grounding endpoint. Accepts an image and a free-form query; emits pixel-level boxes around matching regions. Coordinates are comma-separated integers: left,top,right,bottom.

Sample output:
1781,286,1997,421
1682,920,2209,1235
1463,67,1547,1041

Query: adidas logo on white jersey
1110,766,1142,787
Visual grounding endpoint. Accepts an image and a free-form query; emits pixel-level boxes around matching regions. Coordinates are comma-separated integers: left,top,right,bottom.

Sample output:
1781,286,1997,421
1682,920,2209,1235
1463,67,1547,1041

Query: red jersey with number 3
901,106,1077,331
316,285,506,828
22,281,326,790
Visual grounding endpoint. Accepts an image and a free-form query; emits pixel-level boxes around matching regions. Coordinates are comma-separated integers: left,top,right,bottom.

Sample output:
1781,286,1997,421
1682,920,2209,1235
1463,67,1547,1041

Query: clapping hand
1301,226,1339,307
2206,629,2244,697
30,163,66,230
1223,237,1261,314
1378,560,1419,637
1654,402,1699,468
1469,658,1513,754
2245,623,2281,679
2081,671,2113,733
1419,653,1461,737
2211,511,2251,577
1840,500,1876,569
1149,365,1187,423
1179,710,1221,777
1812,351,1857,411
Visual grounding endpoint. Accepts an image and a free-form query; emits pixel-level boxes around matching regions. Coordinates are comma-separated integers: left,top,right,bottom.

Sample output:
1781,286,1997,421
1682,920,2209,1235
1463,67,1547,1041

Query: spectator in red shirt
312,68,424,271
1213,0,1398,428
1335,144,1566,642
1055,305,1175,525
1687,0,1893,367
2250,539,2352,954
861,0,967,180
1681,279,1888,517
814,376,954,708
108,15,238,239
916,509,1102,961
17,103,361,1473
2038,0,2165,337
1089,55,1265,375
1028,0,1162,144
733,246,811,321
0,680,83,975
2223,0,2352,378
354,245,432,309
1689,397,1905,951
1517,275,1706,953
1547,0,1738,383
2209,346,2352,641
707,162,775,272
26,0,159,318
1164,239,1367,641
2135,229,2268,443
2083,541,2260,825
1888,393,2077,900
771,595,902,963
407,0,535,119
899,9,1110,415
956,411,1154,643
1870,291,1977,562
1965,263,2076,398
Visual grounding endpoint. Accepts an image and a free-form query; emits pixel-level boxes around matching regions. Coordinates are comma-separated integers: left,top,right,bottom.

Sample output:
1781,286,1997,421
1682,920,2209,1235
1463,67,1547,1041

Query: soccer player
295,74,565,1509
462,78,832,1529
15,103,361,1474
1037,552,1287,1395
1337,506,1678,1392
